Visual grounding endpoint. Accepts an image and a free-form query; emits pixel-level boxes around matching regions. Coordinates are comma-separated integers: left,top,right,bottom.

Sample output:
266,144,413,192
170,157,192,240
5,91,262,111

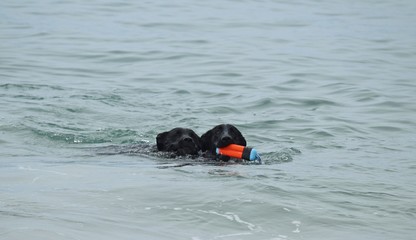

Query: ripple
261,147,301,164
205,106,242,114
30,126,140,144
246,97,275,109
100,52,206,63
369,126,403,132
294,98,341,107
0,83,65,91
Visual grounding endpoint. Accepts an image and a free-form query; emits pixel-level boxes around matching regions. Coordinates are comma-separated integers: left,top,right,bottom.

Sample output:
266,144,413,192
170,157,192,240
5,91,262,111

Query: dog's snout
221,135,232,142
183,137,193,143
217,133,234,148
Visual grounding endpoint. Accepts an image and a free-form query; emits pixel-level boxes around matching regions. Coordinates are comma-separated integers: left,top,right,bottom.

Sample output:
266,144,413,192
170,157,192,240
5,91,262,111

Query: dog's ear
156,131,169,151
190,131,202,151
195,135,202,151
238,134,247,146
200,130,213,152
234,127,247,146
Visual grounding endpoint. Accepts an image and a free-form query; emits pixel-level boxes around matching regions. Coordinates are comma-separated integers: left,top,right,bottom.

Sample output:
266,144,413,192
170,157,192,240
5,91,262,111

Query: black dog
201,124,246,161
156,128,201,157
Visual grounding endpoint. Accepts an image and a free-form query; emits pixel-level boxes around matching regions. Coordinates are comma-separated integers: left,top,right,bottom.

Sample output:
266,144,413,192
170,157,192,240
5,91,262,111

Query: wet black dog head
156,128,201,156
200,124,247,154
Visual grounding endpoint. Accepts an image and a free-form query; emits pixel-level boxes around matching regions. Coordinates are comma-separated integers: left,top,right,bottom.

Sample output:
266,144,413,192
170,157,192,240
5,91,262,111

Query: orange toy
216,144,261,162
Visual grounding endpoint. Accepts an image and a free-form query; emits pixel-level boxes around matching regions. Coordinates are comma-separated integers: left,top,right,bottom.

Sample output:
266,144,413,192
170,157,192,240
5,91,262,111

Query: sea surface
1,0,416,239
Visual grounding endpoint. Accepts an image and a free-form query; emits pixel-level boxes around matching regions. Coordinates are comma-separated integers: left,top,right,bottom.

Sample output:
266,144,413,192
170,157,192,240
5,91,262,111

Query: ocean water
1,0,416,239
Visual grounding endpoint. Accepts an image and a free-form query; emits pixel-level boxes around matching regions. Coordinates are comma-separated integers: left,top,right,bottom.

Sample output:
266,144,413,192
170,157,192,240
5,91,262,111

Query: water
1,0,416,239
